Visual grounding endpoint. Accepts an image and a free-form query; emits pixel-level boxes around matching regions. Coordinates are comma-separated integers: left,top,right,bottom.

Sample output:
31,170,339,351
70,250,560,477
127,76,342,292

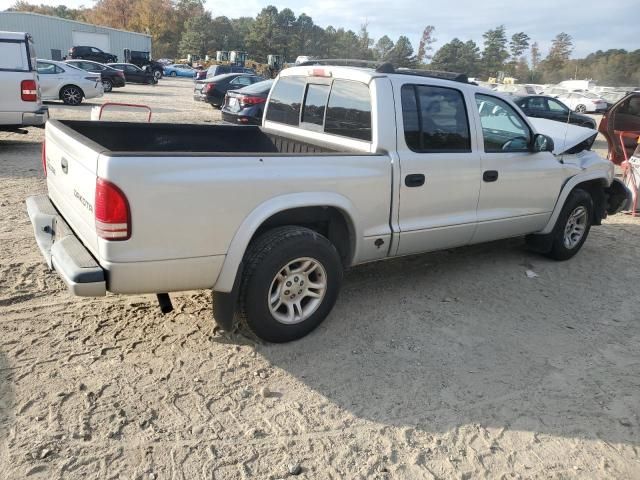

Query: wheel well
59,84,84,99
574,179,607,225
249,207,354,266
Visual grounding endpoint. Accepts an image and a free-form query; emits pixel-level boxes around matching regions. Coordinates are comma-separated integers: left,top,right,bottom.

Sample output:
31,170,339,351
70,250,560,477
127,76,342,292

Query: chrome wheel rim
563,206,587,249
63,87,81,105
268,257,327,325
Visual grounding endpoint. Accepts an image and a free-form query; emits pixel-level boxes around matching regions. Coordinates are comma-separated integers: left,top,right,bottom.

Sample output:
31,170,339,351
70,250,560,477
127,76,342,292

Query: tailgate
45,120,102,258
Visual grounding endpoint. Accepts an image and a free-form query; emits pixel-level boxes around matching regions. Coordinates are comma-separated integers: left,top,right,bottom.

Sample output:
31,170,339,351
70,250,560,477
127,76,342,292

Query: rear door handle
405,174,425,187
60,157,68,174
483,170,498,182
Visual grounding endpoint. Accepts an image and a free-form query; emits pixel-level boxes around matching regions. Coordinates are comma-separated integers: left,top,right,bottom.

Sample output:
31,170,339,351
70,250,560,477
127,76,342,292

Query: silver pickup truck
27,63,630,342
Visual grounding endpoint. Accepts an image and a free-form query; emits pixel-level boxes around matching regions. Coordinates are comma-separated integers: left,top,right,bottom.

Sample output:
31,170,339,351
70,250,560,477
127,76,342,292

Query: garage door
72,31,110,52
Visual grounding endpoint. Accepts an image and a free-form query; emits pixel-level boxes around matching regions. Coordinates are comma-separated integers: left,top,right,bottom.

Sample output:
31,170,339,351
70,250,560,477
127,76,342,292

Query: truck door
395,83,482,256
470,93,564,244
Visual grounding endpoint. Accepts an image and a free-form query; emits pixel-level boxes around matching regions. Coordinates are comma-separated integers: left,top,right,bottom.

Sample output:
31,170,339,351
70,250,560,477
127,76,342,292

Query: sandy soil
1,79,639,479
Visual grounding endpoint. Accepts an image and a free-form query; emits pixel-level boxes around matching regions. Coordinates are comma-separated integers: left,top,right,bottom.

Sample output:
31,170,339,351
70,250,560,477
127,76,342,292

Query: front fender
213,192,359,293
538,172,610,234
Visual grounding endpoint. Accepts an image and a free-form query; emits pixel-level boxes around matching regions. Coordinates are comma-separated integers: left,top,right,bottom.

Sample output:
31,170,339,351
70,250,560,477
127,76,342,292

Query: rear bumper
23,107,49,127
26,195,106,297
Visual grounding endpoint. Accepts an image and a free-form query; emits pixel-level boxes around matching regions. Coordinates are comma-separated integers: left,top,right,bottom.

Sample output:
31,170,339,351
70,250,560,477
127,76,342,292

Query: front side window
476,94,531,152
301,84,330,126
401,84,471,152
265,76,305,126
547,98,568,112
527,97,546,111
324,80,371,141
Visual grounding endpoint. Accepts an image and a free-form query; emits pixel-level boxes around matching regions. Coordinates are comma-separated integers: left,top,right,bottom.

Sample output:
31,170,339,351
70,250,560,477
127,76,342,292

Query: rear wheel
60,85,83,105
575,104,587,113
237,226,343,343
153,69,163,80
102,79,113,92
170,71,177,77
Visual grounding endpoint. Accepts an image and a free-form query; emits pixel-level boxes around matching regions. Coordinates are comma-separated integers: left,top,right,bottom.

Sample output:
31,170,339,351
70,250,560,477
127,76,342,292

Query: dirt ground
1,79,639,479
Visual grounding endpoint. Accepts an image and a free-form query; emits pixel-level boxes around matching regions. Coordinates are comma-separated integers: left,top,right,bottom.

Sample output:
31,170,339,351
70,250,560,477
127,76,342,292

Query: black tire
60,85,83,106
528,188,593,261
102,79,113,92
170,71,177,77
237,226,343,343
153,69,163,80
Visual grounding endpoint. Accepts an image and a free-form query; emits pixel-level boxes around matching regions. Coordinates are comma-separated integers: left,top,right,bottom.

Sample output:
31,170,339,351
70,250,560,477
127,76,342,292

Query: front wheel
60,85,83,105
153,69,163,80
237,226,343,342
527,188,593,261
102,79,113,92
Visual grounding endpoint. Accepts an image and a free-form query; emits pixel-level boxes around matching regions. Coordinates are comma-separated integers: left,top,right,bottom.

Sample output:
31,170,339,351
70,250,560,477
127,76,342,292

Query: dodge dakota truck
27,62,630,342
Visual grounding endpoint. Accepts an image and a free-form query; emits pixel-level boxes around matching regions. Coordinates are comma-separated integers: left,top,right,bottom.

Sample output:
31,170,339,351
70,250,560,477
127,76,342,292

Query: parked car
68,45,117,63
599,90,629,110
194,73,264,107
557,92,607,113
36,60,103,105
221,79,273,124
204,64,256,79
107,63,157,85
513,95,597,129
65,59,126,92
126,50,164,80
163,63,195,77
28,64,631,343
0,31,48,131
598,92,640,164
544,86,570,98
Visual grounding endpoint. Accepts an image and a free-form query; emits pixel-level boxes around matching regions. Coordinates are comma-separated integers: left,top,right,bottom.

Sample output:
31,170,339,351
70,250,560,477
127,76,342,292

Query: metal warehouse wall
0,12,152,60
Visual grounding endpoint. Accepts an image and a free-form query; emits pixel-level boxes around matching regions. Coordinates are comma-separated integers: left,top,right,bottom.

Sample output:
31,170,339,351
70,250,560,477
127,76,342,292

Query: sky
3,0,638,58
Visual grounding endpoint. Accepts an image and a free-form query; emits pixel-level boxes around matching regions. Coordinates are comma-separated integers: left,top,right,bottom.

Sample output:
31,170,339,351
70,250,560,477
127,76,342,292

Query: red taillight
41,140,47,177
21,80,38,102
95,178,130,240
117,71,125,78
240,95,266,107
309,68,331,77
203,83,215,93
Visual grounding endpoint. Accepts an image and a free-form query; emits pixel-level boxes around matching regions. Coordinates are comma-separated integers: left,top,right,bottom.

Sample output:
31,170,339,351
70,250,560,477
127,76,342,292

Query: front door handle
405,174,425,187
60,157,68,174
483,170,498,182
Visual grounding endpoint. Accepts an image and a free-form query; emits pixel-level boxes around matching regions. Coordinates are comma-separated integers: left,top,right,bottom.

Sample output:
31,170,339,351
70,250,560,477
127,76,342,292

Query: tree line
7,1,640,86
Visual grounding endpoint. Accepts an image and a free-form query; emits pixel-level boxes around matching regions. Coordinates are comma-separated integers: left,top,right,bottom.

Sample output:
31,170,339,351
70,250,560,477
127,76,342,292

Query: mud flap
212,262,243,331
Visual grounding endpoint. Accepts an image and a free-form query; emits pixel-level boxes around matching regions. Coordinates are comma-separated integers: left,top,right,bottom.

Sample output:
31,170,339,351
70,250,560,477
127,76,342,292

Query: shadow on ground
0,350,15,449
258,225,640,446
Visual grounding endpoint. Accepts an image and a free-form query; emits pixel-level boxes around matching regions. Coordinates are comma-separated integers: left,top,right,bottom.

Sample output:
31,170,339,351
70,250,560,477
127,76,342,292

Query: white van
0,31,48,131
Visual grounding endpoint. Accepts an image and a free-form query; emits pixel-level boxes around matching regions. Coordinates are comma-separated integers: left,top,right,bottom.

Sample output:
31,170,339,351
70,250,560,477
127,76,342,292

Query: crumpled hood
529,117,597,155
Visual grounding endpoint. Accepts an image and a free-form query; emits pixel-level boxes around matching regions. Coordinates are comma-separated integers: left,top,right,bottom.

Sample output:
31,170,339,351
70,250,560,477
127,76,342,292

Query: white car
556,92,607,113
36,60,103,106
0,31,48,131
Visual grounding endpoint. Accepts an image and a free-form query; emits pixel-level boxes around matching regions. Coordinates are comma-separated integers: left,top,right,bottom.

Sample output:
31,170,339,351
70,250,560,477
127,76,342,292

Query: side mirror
532,133,554,153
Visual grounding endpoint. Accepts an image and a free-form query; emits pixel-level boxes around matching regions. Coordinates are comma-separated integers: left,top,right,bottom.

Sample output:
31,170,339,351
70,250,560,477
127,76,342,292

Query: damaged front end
530,117,633,218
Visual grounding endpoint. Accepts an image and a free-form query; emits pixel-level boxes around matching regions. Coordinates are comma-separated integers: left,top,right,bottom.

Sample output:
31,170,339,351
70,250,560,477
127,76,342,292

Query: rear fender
213,192,359,293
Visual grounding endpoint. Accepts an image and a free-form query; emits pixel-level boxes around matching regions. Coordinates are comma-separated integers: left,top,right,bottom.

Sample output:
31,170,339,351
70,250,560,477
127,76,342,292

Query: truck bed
57,120,347,155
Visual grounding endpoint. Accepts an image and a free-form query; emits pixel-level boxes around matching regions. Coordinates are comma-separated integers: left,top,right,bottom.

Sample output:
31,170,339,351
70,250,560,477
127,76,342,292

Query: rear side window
302,84,330,126
324,80,372,141
265,76,305,126
401,84,471,152
0,41,30,71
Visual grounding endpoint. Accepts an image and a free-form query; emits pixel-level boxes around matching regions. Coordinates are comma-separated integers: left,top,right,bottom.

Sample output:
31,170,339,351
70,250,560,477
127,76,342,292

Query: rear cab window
266,75,372,141
0,38,31,72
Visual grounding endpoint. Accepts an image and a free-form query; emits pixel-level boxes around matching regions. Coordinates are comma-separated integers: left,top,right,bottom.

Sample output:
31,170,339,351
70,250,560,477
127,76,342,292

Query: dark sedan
65,59,126,92
193,73,264,108
107,63,157,85
221,79,274,124
513,95,597,129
